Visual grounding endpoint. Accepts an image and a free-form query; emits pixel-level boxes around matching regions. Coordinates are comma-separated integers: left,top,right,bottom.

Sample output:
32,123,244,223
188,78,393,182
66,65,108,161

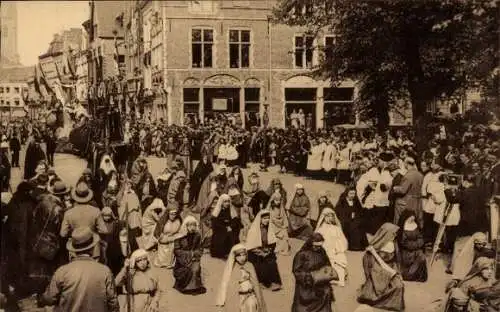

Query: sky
16,1,89,66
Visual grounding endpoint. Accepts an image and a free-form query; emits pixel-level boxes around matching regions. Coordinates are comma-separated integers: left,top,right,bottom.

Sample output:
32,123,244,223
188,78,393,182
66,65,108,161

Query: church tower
1,1,21,67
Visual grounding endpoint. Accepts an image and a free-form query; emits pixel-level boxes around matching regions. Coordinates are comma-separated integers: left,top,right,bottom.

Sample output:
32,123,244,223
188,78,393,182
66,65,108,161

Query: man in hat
38,227,120,312
49,180,73,212
60,182,106,239
392,157,424,227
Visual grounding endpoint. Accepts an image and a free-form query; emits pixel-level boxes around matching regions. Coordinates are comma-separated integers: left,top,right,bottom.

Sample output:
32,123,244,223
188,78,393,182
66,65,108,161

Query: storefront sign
212,98,227,110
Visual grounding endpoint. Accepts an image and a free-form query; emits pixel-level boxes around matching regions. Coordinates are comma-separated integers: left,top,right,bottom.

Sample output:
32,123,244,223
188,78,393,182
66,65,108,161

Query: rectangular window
244,88,260,112
5,87,10,93
323,87,355,125
324,36,335,62
0,100,4,105
229,30,251,68
294,35,314,68
192,29,213,68
14,87,20,93
183,88,200,113
14,100,20,106
0,87,3,93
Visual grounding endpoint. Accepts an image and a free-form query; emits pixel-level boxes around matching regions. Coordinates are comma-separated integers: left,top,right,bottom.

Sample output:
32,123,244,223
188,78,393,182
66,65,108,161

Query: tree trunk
375,95,390,134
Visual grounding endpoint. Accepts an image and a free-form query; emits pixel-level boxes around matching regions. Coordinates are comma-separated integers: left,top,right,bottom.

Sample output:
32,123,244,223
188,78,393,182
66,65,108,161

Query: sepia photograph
0,0,499,311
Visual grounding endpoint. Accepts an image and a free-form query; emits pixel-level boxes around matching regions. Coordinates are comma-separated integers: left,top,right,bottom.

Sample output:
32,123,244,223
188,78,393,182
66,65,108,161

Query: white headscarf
315,207,348,254
215,243,246,307
211,194,238,219
245,209,278,251
130,248,149,268
452,232,488,280
176,215,200,239
99,154,116,176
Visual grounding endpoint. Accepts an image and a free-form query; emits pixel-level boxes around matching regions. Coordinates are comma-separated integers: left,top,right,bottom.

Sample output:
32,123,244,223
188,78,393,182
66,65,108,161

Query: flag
33,65,41,95
38,63,53,95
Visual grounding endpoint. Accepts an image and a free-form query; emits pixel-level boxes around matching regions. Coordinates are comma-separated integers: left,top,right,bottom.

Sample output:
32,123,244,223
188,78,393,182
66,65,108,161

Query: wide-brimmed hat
50,181,70,196
66,227,100,253
71,182,94,204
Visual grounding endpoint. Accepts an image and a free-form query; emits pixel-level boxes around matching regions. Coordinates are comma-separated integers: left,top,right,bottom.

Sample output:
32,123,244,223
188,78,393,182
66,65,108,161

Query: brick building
157,0,356,128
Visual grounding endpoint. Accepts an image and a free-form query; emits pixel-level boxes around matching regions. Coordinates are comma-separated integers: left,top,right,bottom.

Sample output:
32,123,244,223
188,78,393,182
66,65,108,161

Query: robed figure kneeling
173,215,207,295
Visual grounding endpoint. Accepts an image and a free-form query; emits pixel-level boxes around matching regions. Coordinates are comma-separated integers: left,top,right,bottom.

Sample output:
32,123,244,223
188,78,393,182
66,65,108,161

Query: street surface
9,149,451,312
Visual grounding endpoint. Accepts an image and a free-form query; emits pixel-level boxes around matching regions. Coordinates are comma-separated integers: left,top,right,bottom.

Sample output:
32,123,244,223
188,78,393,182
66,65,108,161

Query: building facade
0,1,21,67
160,0,356,128
0,81,29,119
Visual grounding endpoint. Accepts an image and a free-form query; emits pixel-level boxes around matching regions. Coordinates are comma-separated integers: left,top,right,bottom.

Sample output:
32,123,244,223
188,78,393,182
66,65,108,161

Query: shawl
459,257,495,288
369,223,400,251
215,244,267,312
118,189,141,221
176,215,200,239
289,192,311,215
264,191,288,229
201,191,219,219
142,198,166,241
99,154,116,176
315,207,348,254
212,194,238,219
130,157,147,186
245,209,278,250
452,232,488,280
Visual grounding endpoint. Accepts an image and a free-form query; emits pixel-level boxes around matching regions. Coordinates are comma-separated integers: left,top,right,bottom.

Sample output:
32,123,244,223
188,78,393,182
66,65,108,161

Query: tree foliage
272,0,499,128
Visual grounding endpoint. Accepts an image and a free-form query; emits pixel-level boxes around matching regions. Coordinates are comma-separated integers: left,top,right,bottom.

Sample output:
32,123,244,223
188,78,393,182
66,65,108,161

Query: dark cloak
334,192,367,251
210,208,241,259
291,238,335,312
288,193,313,240
397,210,428,282
23,142,46,180
173,232,206,295
190,160,214,204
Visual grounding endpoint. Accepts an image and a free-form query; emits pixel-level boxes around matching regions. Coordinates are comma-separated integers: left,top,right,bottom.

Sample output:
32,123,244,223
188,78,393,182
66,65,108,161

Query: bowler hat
66,227,100,253
50,181,70,196
71,182,94,204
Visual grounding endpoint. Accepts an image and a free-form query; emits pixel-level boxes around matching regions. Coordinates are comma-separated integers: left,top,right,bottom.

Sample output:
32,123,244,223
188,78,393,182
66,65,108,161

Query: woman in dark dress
397,210,428,282
335,187,367,251
229,166,245,191
292,232,338,312
190,154,214,204
173,215,207,295
98,206,125,276
357,223,405,312
211,194,242,259
246,210,282,291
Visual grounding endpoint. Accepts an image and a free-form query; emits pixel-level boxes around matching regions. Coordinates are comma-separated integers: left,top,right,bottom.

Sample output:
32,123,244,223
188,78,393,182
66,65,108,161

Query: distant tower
1,1,21,66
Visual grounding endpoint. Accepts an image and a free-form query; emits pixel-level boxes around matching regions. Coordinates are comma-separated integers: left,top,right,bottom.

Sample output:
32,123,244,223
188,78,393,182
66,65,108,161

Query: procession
1,1,499,312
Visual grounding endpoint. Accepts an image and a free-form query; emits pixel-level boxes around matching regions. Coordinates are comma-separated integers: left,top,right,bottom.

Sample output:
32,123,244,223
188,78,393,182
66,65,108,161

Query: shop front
181,74,263,128
282,75,356,129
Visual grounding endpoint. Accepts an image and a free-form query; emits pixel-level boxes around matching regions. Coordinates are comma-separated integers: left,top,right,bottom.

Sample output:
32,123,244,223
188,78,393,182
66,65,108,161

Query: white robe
337,147,351,170
307,144,324,171
322,144,337,171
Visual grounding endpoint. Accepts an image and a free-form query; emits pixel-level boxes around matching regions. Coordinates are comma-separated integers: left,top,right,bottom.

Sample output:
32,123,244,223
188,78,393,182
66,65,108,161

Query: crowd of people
0,115,499,312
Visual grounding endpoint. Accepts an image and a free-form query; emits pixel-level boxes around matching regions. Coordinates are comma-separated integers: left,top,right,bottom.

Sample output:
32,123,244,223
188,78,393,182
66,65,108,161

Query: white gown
307,144,324,171
322,144,337,172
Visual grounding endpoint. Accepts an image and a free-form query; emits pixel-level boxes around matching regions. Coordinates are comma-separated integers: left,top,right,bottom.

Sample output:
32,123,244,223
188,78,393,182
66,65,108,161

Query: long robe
153,218,181,268
190,161,213,204
335,195,367,251
398,229,427,282
322,144,337,172
211,207,241,259
307,144,324,172
173,232,206,294
288,193,313,240
357,251,405,311
23,142,46,180
292,245,335,312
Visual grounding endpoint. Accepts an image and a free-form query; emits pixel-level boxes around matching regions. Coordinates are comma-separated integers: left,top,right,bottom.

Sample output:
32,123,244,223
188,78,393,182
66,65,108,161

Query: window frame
14,87,20,94
5,87,10,93
183,87,201,115
190,27,215,69
14,100,20,106
244,87,260,112
323,35,335,62
293,34,316,69
228,28,252,69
